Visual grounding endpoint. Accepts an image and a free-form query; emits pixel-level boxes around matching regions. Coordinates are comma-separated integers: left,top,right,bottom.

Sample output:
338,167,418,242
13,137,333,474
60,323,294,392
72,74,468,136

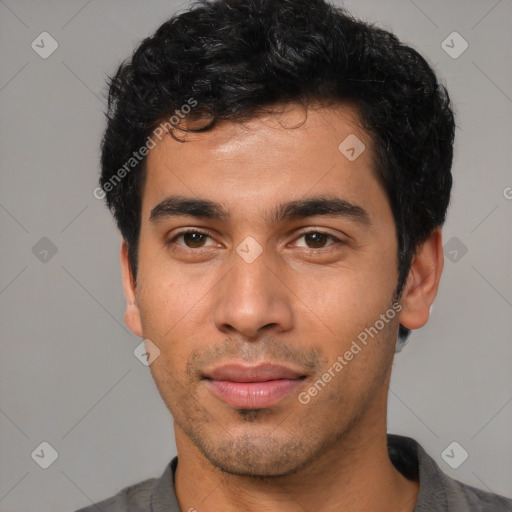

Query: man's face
127,103,401,477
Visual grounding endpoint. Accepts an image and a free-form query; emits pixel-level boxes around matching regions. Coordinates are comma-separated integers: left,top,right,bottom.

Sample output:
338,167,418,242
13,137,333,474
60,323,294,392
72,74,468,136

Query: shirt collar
149,434,452,511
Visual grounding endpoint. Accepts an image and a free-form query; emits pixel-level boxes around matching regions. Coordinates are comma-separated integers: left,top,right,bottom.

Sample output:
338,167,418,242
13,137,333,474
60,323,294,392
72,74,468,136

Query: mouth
202,362,308,409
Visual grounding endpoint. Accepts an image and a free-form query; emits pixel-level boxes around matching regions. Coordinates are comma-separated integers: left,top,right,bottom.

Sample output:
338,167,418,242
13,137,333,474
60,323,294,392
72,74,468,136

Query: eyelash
167,228,344,253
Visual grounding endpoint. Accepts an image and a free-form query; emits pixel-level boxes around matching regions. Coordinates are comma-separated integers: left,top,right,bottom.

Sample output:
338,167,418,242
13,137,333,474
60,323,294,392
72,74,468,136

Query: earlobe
120,241,143,337
398,228,444,331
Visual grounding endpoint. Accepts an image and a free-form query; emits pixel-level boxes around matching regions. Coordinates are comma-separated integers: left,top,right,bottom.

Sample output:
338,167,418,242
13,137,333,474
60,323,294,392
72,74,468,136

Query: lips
204,363,305,382
202,362,307,409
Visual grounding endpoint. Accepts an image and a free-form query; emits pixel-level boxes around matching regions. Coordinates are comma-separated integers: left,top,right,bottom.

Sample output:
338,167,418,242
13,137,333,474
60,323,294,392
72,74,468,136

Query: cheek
136,244,193,321
291,258,397,346
135,262,216,360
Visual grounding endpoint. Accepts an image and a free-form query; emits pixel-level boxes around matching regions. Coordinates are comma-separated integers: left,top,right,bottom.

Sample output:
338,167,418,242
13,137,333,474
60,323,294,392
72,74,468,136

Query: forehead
147,101,372,163
142,102,387,223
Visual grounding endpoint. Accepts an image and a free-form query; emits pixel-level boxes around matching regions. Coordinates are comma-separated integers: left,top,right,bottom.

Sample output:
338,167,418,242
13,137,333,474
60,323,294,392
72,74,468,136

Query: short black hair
99,0,455,343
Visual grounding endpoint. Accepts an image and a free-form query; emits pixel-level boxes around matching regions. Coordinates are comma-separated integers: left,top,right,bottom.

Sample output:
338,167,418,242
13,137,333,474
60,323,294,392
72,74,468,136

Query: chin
196,433,315,478
206,454,305,478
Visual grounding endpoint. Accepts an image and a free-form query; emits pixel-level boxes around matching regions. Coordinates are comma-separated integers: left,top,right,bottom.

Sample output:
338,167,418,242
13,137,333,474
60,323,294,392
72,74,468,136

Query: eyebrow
149,194,371,226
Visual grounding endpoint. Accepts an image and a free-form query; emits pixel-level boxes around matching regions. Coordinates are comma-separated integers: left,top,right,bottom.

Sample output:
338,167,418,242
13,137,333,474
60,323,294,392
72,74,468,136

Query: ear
120,240,143,337
398,227,444,330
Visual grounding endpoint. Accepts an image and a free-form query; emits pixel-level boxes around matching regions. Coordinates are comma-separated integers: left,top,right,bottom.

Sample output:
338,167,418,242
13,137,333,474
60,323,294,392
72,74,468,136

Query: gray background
0,0,511,510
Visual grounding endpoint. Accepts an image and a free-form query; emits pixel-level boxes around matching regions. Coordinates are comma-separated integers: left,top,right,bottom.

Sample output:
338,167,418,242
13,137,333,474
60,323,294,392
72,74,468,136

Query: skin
120,101,444,512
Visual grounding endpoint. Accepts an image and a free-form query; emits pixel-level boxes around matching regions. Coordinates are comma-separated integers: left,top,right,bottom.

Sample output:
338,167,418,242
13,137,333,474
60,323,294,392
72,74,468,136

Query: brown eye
181,232,208,248
304,232,330,248
295,231,339,249
170,230,216,249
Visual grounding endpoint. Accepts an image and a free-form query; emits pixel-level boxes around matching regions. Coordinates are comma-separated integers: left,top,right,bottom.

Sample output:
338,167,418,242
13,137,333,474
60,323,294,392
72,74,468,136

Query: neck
173,409,419,512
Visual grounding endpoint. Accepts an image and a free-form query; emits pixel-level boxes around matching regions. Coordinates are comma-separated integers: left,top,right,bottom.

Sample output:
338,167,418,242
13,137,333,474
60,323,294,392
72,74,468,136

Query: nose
212,249,294,339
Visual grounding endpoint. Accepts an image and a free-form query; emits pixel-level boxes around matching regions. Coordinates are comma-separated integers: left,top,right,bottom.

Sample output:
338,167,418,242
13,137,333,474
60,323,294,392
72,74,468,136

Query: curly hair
100,0,456,343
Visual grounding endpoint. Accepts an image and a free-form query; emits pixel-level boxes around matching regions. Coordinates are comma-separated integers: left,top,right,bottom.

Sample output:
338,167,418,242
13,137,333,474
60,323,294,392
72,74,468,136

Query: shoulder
438,471,512,511
72,458,179,512
73,476,157,512
387,434,512,511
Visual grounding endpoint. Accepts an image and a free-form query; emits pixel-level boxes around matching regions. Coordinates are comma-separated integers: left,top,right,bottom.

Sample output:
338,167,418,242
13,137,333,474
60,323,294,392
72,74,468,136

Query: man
78,0,512,510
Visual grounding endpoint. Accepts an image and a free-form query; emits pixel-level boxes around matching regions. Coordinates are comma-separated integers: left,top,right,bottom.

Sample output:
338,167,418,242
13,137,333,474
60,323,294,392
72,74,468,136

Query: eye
169,229,218,249
293,231,342,250
167,229,343,253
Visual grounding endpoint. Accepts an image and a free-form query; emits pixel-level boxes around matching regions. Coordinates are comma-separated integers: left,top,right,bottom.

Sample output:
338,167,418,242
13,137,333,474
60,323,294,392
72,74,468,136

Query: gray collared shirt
74,434,512,511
